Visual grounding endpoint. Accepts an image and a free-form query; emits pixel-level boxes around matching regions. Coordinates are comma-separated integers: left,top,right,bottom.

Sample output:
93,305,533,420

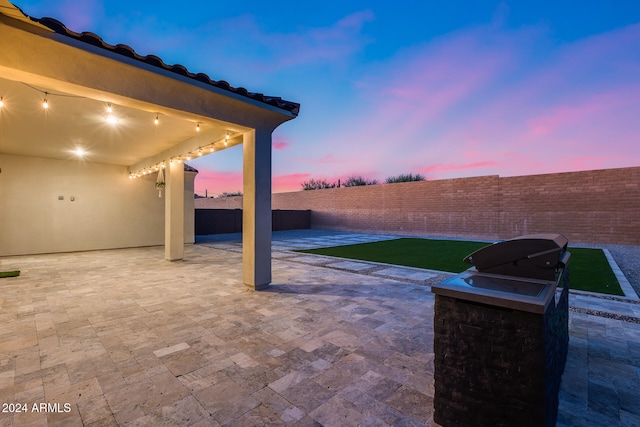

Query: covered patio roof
0,1,298,169
0,0,299,289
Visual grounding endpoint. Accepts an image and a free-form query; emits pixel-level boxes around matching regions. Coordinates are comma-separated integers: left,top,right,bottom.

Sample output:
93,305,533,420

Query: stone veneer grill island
431,234,571,427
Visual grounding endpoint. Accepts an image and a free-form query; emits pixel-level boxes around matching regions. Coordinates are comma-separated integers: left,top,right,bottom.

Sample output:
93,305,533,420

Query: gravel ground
573,242,640,297
603,244,640,296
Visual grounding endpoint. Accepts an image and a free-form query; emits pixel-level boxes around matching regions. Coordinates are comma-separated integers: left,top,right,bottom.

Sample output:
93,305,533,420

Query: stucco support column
243,128,272,289
165,160,184,261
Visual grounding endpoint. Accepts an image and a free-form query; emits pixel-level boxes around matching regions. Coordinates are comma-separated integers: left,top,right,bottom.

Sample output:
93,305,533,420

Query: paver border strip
602,248,638,300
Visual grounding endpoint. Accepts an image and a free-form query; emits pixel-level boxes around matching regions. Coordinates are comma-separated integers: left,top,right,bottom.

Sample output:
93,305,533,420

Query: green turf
299,238,487,273
563,247,623,295
0,270,20,278
298,238,624,296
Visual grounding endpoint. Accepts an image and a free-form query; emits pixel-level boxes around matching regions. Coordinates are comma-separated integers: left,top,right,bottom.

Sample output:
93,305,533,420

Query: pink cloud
524,86,640,140
195,169,316,195
273,173,312,193
273,137,291,150
420,161,499,175
194,169,242,196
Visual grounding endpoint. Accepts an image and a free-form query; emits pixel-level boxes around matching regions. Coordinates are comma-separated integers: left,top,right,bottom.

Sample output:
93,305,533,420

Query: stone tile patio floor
0,231,638,426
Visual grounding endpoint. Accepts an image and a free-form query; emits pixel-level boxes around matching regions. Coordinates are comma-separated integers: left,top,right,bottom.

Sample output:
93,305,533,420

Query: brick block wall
498,167,640,244
195,166,640,245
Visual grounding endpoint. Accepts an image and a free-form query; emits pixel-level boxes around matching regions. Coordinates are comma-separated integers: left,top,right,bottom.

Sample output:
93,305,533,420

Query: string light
105,103,118,124
129,132,234,178
42,92,49,109
154,113,159,125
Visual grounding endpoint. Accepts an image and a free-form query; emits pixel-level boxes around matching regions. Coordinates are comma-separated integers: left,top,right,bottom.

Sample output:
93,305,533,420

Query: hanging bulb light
224,132,229,146
198,148,203,156
0,96,4,108
154,113,159,125
196,123,200,132
105,103,118,124
210,145,215,153
186,153,191,161
42,92,49,109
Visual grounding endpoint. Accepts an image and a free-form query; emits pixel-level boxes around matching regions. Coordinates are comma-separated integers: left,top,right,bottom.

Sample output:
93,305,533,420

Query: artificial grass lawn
0,270,20,278
298,238,624,296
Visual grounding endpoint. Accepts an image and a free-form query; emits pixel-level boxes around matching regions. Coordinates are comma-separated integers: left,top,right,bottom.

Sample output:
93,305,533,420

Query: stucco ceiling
0,76,232,167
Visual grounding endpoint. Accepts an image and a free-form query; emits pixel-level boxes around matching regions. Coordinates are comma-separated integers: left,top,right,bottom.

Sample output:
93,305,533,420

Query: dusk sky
16,1,640,195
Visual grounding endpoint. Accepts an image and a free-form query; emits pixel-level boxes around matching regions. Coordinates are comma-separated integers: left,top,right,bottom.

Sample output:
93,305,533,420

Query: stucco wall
195,166,640,245
0,153,196,256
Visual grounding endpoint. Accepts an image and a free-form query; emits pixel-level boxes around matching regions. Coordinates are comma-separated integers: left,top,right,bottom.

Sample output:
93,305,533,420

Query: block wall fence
195,166,640,245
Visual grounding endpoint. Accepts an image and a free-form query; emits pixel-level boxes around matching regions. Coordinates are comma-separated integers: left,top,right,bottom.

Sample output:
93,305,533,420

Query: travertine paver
0,237,638,426
374,266,440,282
326,260,378,272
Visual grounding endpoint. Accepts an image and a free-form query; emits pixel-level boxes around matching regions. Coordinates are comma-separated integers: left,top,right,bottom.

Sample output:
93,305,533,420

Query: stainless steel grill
463,233,570,281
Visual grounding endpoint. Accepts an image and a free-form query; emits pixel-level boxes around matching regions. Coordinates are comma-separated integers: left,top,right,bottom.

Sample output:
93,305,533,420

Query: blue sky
15,1,640,195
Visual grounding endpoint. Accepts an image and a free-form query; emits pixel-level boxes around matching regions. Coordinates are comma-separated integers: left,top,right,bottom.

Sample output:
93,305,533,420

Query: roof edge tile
21,14,299,116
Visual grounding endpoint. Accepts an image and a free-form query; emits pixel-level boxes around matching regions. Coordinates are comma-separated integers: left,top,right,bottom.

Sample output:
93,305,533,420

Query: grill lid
463,233,569,281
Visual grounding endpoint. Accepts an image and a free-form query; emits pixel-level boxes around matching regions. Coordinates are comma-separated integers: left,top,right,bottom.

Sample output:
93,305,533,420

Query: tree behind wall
301,179,338,190
385,173,426,183
343,175,379,187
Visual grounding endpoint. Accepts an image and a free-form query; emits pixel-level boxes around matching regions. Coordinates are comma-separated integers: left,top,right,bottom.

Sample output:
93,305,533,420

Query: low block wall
195,166,640,245
194,209,310,235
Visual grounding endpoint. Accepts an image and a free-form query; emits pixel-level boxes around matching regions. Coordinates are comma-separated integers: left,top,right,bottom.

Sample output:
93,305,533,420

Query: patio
1,233,639,426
